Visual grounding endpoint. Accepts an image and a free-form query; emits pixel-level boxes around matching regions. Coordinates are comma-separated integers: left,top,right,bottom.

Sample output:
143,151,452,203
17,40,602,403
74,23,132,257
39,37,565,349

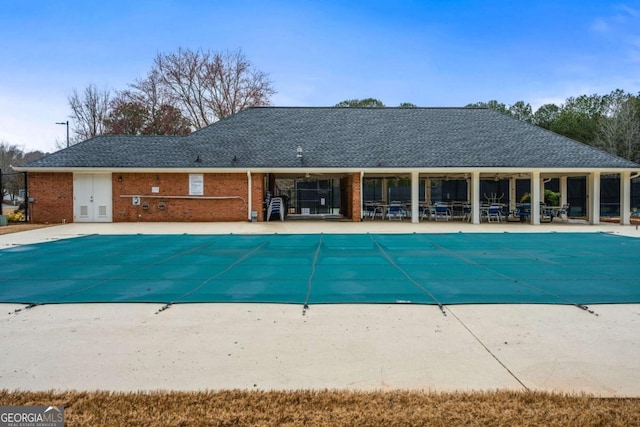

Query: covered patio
359,170,638,225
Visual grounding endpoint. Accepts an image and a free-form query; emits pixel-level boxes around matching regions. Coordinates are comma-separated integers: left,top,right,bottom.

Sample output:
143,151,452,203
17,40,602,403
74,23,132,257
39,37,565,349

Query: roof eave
15,166,640,174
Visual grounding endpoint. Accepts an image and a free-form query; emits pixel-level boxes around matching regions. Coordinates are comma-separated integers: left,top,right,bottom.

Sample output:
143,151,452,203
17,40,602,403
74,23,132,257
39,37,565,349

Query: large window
294,179,340,214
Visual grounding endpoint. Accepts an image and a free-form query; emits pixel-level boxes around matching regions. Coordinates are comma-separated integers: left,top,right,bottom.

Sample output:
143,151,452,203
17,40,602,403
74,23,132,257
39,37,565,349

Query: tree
204,50,275,119
103,96,191,136
548,94,607,145
465,100,509,114
144,104,191,135
0,143,44,203
594,91,640,162
0,142,23,201
335,98,385,107
508,101,533,123
466,100,535,122
113,69,192,136
68,84,111,142
399,102,417,108
532,103,560,129
150,48,275,128
103,98,148,135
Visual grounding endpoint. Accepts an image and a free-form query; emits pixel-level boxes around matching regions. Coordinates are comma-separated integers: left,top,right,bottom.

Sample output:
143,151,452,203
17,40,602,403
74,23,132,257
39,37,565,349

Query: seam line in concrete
445,305,529,391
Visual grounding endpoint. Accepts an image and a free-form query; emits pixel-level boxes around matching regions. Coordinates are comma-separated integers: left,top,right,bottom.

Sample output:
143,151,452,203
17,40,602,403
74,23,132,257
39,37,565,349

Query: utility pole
56,120,70,148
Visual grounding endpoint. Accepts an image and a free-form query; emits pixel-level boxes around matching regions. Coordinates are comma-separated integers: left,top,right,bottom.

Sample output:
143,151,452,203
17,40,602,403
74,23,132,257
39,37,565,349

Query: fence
1,169,28,222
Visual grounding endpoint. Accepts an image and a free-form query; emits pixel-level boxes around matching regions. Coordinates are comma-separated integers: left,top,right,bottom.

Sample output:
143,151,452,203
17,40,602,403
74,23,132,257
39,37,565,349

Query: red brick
28,172,73,224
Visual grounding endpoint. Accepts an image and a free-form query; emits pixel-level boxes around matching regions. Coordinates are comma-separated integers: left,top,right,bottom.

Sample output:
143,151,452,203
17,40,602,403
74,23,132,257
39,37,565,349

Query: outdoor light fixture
296,146,303,159
56,120,69,148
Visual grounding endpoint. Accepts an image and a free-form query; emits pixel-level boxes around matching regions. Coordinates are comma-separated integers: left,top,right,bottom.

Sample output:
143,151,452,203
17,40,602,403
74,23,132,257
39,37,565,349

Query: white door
74,174,112,222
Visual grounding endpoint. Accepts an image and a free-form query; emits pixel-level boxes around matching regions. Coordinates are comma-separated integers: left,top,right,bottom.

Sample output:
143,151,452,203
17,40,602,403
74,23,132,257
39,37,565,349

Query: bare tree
68,84,111,142
204,50,275,119
595,92,640,162
112,69,192,136
143,104,191,135
151,48,274,129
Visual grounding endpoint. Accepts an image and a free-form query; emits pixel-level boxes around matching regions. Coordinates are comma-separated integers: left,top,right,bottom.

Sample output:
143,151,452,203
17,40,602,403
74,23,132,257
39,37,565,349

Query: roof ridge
246,106,488,110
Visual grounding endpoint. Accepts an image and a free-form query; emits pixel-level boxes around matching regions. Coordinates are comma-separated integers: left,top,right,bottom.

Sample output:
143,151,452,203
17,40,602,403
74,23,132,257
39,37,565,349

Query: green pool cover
1,232,639,306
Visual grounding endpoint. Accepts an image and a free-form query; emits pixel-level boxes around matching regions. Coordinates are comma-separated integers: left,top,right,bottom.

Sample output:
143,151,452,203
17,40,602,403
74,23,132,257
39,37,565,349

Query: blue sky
1,0,639,153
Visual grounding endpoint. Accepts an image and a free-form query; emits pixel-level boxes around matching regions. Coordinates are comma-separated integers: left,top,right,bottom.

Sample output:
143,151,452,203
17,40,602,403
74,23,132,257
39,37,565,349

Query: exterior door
74,174,112,222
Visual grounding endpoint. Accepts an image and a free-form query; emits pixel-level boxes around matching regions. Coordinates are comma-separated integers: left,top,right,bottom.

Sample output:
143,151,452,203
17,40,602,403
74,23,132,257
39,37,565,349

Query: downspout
247,171,252,221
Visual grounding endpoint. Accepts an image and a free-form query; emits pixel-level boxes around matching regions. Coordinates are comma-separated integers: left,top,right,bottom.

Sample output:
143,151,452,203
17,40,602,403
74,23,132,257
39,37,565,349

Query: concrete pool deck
1,221,639,396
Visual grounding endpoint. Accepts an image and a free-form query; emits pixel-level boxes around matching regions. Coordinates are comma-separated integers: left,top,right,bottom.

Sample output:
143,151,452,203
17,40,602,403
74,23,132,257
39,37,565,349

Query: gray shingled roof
24,107,640,169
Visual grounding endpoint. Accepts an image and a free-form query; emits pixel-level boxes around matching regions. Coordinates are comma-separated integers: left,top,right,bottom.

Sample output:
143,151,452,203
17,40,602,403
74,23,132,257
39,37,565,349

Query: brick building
16,107,640,225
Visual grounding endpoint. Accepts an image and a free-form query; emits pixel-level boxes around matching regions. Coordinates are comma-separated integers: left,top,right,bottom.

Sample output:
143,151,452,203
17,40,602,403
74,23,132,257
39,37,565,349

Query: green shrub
520,190,560,205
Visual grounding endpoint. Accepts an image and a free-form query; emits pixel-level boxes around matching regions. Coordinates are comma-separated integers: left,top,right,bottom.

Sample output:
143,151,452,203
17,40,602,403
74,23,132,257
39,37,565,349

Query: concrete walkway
1,221,639,396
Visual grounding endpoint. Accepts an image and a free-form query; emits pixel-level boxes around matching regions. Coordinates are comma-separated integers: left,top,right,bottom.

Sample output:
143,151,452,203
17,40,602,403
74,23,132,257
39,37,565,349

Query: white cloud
616,4,640,18
590,18,610,33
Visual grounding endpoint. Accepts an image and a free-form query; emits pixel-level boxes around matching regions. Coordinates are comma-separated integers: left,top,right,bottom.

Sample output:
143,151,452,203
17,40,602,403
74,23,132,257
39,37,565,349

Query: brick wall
349,172,361,221
28,172,73,224
251,173,265,222
113,172,263,222
28,171,377,224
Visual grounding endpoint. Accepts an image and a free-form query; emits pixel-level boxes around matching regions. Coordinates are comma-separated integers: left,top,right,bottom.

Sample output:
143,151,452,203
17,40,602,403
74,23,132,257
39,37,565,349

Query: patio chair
434,203,451,221
539,203,554,223
364,203,383,220
487,204,503,222
267,197,284,221
387,202,404,220
420,205,433,221
516,204,531,223
364,203,375,219
462,204,472,222
558,204,570,222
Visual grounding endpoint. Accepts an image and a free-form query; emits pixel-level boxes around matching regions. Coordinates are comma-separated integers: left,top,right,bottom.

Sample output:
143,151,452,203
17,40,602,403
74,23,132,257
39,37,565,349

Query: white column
531,171,541,225
411,171,420,223
509,177,517,214
471,172,480,224
560,176,568,207
382,178,388,203
620,171,631,225
425,178,432,205
588,172,601,225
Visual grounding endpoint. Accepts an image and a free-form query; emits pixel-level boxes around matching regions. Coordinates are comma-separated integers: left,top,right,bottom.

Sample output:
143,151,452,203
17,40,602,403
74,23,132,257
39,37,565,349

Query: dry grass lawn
0,223,55,235
1,390,638,426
